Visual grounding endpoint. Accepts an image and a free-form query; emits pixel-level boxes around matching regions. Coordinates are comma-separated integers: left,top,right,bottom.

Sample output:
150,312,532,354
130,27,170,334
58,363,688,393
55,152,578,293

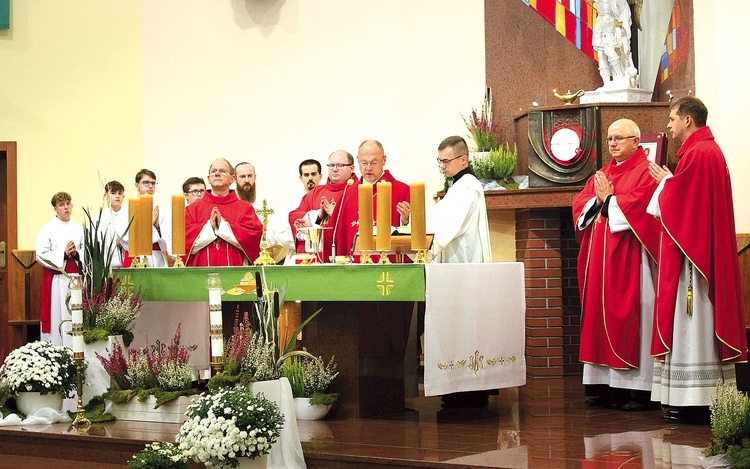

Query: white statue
593,0,640,89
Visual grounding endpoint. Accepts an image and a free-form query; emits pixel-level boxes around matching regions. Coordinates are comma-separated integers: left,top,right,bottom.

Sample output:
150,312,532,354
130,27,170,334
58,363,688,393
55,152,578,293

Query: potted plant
1,340,79,415
96,324,199,423
282,354,339,420
128,441,190,469
176,387,284,468
490,143,519,189
208,268,323,392
702,379,750,468
463,87,503,153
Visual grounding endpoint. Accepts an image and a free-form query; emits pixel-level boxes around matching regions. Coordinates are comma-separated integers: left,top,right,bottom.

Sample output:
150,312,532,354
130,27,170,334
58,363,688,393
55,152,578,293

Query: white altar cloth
424,262,526,396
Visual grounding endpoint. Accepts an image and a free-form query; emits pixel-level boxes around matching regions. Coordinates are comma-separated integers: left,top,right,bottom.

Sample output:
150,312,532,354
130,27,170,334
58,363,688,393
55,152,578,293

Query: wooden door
0,142,18,362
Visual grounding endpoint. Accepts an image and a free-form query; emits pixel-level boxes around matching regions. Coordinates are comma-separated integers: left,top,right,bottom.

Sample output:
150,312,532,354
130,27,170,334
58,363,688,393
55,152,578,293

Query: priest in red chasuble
290,150,360,261
356,139,411,226
647,96,748,425
573,119,660,411
185,158,262,266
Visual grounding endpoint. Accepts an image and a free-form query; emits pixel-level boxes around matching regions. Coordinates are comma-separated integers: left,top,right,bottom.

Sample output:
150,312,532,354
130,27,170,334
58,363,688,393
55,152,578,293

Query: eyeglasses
605,136,637,144
436,155,465,165
327,163,354,169
140,180,158,187
209,169,231,175
358,160,383,167
186,189,205,196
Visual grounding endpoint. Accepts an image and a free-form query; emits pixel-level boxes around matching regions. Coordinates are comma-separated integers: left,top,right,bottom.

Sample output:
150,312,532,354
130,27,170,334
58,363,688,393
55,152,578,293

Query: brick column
560,209,583,375
516,209,564,378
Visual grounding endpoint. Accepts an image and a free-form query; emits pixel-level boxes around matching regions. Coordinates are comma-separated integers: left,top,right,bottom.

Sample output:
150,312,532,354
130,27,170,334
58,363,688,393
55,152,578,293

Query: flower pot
15,392,63,415
237,454,268,468
84,335,125,406
105,394,193,424
294,397,331,420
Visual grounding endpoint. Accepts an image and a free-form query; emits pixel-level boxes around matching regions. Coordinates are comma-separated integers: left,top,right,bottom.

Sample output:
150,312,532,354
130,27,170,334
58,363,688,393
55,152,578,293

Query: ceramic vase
15,392,63,415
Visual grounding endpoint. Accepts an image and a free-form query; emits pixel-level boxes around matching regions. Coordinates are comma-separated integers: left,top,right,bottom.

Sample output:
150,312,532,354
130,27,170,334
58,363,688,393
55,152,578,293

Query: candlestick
410,182,427,250
376,182,391,251
358,184,374,251
139,195,153,258
171,194,186,255
206,273,224,374
128,197,141,256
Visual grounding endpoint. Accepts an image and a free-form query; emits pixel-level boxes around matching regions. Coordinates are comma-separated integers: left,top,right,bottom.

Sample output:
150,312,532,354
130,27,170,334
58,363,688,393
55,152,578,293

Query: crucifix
254,199,276,265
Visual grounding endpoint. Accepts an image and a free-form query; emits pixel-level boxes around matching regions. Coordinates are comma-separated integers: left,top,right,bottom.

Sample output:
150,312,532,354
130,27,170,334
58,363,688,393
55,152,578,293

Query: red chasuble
372,170,410,227
184,190,262,266
651,126,748,362
289,175,360,260
573,148,661,369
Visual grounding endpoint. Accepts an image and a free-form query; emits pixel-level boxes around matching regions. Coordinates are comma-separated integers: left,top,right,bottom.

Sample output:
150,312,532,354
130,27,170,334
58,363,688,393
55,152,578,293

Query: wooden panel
9,250,41,323
1,142,18,361
738,234,750,328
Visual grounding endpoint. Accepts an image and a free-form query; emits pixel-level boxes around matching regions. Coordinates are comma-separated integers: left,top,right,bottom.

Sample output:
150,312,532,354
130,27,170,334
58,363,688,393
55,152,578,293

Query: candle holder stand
71,351,91,433
414,249,428,264
360,250,374,264
172,255,185,267
377,250,392,264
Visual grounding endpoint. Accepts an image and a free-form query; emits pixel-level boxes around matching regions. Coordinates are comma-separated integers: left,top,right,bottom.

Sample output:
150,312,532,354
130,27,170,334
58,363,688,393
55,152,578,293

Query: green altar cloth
114,264,425,302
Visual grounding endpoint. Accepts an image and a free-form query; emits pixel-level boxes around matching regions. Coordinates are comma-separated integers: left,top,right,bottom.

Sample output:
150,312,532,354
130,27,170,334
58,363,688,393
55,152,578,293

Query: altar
115,262,526,418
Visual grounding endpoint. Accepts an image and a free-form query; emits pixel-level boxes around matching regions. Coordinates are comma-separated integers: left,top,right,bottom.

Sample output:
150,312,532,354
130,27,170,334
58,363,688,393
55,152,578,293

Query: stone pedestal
580,88,653,104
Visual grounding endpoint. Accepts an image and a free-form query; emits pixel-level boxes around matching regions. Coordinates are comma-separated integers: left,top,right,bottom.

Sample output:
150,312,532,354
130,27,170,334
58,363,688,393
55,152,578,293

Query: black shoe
620,400,646,411
662,406,710,425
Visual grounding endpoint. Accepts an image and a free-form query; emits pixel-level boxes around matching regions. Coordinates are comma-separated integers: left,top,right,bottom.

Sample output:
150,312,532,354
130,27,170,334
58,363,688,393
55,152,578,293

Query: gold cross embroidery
376,271,395,296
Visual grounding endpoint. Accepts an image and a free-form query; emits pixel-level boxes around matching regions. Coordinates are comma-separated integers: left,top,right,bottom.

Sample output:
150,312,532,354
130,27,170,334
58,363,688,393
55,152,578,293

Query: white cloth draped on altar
423,262,526,396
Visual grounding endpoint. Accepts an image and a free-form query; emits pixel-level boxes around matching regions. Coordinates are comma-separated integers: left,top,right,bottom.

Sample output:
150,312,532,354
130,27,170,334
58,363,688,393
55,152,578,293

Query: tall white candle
210,310,222,325
208,289,222,305
211,337,224,356
73,335,85,354
72,310,83,324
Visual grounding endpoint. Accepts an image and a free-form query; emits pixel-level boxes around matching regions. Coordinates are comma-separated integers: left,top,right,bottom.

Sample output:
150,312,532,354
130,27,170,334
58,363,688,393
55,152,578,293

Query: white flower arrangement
176,387,284,468
1,341,79,398
127,441,189,469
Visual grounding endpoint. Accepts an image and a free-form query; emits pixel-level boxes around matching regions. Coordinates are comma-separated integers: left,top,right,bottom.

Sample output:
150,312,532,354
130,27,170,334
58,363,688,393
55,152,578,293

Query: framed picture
640,132,668,166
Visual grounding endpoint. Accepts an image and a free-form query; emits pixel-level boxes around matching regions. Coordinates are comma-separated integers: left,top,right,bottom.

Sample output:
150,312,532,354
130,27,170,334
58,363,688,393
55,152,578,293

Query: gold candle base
172,255,185,267
211,356,224,376
377,251,392,264
71,355,91,433
414,249,428,264
140,255,151,268
360,251,374,264
254,247,276,266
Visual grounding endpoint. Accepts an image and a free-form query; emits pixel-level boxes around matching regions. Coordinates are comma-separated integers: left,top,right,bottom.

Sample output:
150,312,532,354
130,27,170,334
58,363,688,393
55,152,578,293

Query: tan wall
694,0,750,231
0,1,144,247
1,0,487,249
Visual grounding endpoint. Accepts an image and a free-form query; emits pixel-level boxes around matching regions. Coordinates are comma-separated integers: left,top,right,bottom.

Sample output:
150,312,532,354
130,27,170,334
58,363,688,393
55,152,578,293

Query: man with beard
185,158,262,265
235,162,256,205
290,151,360,261
266,159,322,264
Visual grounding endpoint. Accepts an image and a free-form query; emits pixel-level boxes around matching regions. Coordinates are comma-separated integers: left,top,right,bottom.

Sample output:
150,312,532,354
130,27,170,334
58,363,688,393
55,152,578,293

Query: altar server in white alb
426,135,492,263
35,191,84,346
96,181,130,269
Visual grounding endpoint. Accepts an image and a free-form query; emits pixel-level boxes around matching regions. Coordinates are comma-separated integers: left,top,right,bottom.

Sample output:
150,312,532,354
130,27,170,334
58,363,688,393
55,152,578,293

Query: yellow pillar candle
410,182,427,250
139,194,153,256
358,184,374,251
376,182,391,251
128,197,141,256
171,194,186,255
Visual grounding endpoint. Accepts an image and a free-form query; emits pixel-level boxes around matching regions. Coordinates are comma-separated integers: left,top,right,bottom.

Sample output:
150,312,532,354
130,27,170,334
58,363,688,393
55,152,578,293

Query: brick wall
560,209,582,375
516,209,564,378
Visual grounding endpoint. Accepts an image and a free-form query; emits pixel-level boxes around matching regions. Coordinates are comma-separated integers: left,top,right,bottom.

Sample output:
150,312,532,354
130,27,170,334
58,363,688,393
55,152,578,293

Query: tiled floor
0,376,714,468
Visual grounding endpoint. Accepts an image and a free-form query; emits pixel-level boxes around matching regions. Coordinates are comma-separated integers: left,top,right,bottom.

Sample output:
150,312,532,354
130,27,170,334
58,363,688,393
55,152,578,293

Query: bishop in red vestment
185,159,262,266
